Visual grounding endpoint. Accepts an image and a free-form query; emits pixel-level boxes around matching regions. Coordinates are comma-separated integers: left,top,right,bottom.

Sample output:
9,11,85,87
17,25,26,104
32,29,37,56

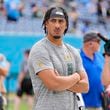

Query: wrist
74,73,80,82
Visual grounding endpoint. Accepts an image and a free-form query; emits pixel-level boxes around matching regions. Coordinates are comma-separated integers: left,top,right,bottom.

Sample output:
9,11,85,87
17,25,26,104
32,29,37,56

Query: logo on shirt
37,61,44,68
67,63,73,75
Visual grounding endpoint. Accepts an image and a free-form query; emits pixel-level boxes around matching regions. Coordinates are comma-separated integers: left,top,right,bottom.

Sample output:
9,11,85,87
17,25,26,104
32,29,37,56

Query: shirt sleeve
29,46,54,75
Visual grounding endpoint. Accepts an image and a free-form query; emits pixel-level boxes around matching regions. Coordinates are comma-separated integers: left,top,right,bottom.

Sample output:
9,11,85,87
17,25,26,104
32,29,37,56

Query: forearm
67,79,89,93
52,73,80,91
67,71,89,93
0,68,8,76
39,69,80,91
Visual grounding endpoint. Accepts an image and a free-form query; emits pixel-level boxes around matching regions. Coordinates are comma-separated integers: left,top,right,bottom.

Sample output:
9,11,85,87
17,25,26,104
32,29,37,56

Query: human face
92,39,101,44
46,17,67,39
91,39,101,52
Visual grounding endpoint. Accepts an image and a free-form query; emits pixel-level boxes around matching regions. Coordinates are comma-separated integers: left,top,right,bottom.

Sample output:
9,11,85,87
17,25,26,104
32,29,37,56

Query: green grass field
4,93,32,110
6,100,29,110
5,101,29,110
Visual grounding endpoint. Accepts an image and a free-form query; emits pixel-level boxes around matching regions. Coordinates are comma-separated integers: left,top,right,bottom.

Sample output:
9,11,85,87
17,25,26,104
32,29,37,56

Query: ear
45,21,48,27
45,24,47,28
45,23,47,27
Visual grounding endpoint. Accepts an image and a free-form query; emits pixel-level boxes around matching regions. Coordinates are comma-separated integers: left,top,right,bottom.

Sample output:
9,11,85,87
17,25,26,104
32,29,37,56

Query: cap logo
55,11,64,16
49,8,65,19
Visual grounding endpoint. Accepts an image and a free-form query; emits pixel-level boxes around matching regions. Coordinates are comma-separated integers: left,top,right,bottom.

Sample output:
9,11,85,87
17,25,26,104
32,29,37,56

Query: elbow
84,84,89,93
82,82,89,93
84,77,89,93
80,79,89,93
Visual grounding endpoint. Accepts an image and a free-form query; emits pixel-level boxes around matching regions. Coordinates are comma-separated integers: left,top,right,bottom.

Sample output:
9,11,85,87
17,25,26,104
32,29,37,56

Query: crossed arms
38,69,89,93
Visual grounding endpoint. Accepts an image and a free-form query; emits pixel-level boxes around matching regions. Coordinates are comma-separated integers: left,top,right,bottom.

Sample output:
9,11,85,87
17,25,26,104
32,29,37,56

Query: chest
82,56,103,78
49,47,76,76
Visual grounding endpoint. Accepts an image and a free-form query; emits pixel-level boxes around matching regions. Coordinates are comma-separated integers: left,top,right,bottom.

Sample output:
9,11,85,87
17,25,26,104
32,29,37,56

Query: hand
74,72,80,82
67,73,80,92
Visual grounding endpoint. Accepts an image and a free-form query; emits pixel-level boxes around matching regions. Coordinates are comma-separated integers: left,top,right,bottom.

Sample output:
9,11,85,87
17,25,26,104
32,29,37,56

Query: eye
59,19,65,24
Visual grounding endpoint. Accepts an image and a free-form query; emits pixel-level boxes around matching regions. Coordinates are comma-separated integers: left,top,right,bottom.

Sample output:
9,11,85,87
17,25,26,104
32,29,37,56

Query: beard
53,36,61,39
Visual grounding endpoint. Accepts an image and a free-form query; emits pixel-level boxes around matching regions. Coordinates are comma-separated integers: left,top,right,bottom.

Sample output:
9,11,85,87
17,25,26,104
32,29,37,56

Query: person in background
28,6,89,110
0,53,10,110
101,35,110,107
80,32,110,110
101,54,110,86
4,0,22,22
30,2,39,18
14,49,34,110
0,0,6,16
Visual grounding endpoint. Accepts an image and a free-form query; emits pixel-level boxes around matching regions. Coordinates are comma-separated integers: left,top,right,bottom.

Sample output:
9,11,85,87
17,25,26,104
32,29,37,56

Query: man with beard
28,6,89,110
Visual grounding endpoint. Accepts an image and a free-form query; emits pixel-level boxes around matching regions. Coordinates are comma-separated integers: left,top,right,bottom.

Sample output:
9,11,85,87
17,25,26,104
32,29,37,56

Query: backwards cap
49,7,65,19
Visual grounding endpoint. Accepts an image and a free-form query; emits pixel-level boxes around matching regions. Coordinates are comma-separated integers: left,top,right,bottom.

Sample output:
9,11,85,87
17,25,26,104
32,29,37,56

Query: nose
55,21,60,28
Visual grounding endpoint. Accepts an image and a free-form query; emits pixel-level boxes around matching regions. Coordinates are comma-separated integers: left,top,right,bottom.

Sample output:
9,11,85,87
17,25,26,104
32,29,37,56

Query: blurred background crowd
0,0,110,36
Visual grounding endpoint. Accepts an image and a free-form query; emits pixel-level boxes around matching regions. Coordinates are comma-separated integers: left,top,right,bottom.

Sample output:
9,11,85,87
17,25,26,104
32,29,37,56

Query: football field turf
4,93,31,110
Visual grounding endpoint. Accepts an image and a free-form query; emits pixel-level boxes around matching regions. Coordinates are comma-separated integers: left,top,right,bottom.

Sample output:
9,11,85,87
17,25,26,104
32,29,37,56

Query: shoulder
29,38,49,61
95,52,104,60
66,44,78,51
65,44,80,56
31,38,48,53
95,52,103,58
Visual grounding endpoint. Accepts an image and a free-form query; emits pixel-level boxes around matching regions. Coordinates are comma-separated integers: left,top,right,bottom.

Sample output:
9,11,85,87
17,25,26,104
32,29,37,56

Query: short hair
83,32,101,43
42,7,69,34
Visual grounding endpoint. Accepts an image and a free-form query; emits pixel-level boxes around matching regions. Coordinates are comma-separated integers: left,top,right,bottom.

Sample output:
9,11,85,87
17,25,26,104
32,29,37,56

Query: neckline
45,37,64,48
